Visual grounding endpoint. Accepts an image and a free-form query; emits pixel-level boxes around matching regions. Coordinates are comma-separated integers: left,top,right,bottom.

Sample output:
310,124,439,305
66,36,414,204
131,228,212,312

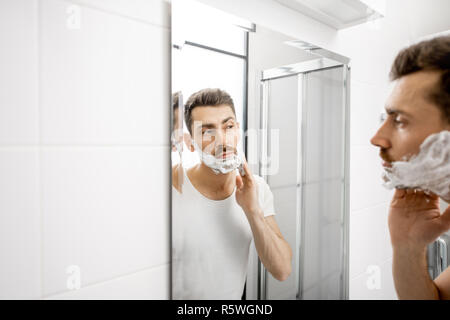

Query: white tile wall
350,146,393,212
0,148,41,299
72,0,170,28
44,264,170,299
350,81,389,147
350,203,392,278
41,0,170,146
349,258,397,300
0,0,39,145
41,146,169,296
0,0,170,299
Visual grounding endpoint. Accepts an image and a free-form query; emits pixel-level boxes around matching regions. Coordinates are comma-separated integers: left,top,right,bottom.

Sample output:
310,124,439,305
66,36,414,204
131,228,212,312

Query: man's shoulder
172,164,184,193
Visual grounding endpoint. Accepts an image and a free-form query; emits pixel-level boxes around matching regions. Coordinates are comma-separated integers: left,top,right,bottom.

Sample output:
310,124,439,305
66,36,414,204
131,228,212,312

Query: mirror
171,0,350,300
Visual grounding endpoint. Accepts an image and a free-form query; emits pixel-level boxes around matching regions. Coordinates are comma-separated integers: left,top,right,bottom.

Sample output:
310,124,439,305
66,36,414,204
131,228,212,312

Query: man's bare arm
235,160,292,281
245,213,292,281
392,246,440,299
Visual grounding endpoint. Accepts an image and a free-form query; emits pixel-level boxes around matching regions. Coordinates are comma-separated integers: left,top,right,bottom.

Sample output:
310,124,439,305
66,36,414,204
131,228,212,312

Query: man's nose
215,129,234,145
370,124,391,149
213,129,224,144
224,129,236,146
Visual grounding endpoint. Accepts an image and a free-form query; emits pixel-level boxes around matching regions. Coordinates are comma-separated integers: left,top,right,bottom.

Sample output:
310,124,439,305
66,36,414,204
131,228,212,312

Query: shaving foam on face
382,130,450,202
193,140,244,175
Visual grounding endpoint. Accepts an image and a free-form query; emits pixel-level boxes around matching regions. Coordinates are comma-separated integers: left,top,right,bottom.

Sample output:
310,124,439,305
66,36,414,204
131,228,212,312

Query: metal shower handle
438,238,448,274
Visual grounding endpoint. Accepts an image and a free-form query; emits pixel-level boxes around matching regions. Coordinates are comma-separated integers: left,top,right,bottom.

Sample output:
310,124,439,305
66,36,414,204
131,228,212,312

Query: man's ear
184,133,195,152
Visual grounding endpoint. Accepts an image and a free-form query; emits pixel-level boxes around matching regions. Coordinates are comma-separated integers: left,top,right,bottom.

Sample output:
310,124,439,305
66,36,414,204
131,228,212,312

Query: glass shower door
260,65,349,300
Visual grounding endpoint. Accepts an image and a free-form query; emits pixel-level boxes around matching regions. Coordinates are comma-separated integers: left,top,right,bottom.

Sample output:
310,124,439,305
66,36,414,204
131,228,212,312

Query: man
172,88,292,299
370,35,450,299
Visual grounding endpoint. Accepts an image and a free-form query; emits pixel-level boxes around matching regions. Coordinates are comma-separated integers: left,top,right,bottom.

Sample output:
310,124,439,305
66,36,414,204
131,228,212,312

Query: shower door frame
258,49,351,300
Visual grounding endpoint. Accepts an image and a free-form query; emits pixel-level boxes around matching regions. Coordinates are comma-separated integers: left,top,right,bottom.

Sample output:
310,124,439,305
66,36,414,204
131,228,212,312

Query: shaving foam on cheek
192,140,244,175
381,130,450,202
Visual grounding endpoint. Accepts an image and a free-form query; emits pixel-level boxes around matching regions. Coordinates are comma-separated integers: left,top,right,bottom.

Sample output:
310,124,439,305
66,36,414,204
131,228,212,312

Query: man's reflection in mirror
171,91,185,191
172,88,292,299
171,91,182,154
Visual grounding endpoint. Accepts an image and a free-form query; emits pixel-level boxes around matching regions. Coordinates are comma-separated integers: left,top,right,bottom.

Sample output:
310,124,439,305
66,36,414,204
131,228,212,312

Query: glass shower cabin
256,49,350,300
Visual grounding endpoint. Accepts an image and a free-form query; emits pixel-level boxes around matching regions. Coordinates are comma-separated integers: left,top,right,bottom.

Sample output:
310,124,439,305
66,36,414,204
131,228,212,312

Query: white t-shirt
172,166,275,300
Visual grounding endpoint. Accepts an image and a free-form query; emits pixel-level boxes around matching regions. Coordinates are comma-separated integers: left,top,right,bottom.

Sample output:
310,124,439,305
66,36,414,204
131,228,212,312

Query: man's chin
381,161,393,168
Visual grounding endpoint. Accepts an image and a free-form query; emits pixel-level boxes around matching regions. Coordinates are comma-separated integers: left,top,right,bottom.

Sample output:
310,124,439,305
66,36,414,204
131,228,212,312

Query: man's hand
388,188,450,250
235,159,261,216
389,189,450,299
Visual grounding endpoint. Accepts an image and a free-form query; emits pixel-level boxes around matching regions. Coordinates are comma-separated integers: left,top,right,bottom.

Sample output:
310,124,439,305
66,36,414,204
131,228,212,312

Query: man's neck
189,162,236,193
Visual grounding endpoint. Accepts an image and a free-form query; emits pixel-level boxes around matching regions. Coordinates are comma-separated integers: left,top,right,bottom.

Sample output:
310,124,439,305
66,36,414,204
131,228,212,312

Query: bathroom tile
41,0,170,146
44,263,170,299
350,145,393,212
335,19,408,87
72,0,170,28
0,148,41,299
41,146,170,296
0,0,39,145
349,203,392,279
349,258,396,300
347,51,391,87
350,80,390,147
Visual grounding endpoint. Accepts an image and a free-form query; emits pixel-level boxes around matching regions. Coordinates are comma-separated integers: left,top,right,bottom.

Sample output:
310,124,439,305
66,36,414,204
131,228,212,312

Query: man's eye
203,129,214,135
393,116,403,124
226,124,234,129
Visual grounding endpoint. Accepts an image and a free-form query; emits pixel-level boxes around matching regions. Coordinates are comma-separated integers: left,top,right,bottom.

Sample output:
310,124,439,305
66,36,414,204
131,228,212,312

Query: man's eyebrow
385,106,411,117
222,116,235,124
195,117,235,130
199,123,216,129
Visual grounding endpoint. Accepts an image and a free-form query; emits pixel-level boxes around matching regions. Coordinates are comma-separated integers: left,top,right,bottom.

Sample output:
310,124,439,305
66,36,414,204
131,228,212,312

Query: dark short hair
172,91,181,127
390,35,450,122
172,91,181,110
184,88,236,134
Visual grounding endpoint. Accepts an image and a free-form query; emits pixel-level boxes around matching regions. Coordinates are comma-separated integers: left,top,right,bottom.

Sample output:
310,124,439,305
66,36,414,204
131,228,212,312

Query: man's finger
439,205,450,231
241,159,254,182
393,188,406,199
425,191,440,201
236,174,243,190
415,190,425,197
